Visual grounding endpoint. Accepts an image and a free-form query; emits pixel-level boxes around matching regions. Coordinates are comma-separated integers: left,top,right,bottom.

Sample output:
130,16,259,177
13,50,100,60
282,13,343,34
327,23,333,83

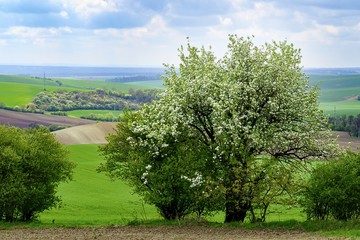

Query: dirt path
0,226,346,240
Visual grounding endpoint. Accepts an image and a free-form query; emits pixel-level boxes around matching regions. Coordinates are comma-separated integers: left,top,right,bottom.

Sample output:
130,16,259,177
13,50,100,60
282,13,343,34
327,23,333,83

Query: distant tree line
80,113,118,122
32,88,161,112
328,114,360,137
107,75,161,83
0,102,44,114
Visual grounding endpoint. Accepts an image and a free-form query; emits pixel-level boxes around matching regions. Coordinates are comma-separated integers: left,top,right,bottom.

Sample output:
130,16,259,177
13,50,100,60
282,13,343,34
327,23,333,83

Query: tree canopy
0,125,74,222
101,35,339,222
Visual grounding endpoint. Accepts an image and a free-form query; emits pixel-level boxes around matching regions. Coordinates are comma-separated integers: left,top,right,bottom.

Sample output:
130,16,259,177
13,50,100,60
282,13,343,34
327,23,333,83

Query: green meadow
1,74,360,238
39,144,306,226
309,74,360,116
64,109,122,118
36,145,360,239
0,75,145,107
124,80,164,89
0,82,46,106
1,73,360,116
39,144,159,226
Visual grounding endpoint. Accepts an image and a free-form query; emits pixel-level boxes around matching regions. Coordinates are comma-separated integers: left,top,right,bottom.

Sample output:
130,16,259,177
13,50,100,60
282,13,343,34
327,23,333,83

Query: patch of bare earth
53,122,117,144
0,226,347,240
0,109,95,128
332,131,360,152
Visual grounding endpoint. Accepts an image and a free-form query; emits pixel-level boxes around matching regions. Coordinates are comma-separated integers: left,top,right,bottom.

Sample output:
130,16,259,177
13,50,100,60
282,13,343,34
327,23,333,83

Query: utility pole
43,72,46,91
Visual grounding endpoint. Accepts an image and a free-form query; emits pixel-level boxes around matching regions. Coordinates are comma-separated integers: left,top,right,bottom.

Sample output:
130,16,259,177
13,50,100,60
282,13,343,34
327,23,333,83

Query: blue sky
0,0,359,67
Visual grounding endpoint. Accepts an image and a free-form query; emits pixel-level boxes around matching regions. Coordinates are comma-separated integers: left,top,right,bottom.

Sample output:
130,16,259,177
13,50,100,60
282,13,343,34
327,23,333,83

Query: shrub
0,125,74,222
99,111,224,220
302,152,360,221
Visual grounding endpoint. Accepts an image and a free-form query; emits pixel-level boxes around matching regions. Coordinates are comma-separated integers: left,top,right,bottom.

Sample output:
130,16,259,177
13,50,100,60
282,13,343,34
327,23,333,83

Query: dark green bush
302,152,360,220
0,125,74,222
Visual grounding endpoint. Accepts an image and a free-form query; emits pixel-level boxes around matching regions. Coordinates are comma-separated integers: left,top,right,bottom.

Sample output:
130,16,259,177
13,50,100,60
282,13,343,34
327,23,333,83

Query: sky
0,0,359,68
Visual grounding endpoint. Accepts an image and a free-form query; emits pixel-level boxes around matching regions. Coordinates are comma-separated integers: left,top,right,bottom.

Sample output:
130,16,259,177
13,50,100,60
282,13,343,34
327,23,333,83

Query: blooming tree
99,111,224,220
101,35,338,222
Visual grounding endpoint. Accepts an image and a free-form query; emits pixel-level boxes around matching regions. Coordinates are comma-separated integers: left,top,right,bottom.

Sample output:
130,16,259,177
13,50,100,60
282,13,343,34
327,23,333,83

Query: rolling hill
53,122,117,145
0,109,94,128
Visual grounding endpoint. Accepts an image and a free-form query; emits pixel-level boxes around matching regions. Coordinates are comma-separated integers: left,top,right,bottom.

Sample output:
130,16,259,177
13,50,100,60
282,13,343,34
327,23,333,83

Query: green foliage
302,152,360,221
0,125,74,222
248,158,306,223
99,111,224,220
32,88,161,112
120,35,338,223
328,114,360,137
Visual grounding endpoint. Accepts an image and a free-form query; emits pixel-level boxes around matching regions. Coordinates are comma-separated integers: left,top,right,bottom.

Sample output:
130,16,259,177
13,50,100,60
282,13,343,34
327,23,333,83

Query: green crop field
1,73,360,116
0,82,63,107
58,78,148,91
39,144,159,226
309,74,360,116
124,80,164,89
0,75,147,108
64,109,123,118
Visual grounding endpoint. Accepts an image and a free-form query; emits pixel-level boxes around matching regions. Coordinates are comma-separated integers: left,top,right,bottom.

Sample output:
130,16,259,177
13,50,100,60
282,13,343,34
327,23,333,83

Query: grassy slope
58,78,147,91
1,73,359,115
309,74,360,116
40,144,305,226
65,109,122,118
40,144,159,226
0,82,46,106
124,80,164,89
0,75,145,107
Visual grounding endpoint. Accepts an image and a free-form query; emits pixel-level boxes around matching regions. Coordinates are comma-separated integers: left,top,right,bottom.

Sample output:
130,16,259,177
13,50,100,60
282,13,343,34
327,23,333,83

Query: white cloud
93,15,171,40
59,10,69,18
63,0,121,17
3,26,73,46
219,16,232,26
5,26,72,38
1,0,360,67
232,2,286,22
290,22,345,45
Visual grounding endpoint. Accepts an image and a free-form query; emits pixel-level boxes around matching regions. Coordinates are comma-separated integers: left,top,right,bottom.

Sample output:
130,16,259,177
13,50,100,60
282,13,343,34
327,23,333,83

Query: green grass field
1,73,360,238
1,73,360,115
124,80,164,89
309,74,360,116
58,78,147,91
35,144,360,239
0,143,355,238
64,109,122,118
0,75,146,107
39,144,159,226
0,82,44,106
39,144,306,226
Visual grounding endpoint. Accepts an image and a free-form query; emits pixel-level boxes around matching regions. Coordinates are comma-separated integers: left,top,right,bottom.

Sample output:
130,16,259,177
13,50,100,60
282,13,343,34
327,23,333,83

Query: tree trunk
225,201,250,222
224,192,251,223
223,162,252,223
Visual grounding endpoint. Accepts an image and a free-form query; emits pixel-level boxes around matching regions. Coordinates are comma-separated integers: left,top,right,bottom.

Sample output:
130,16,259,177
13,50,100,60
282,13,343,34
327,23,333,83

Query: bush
99,111,224,220
0,125,74,222
302,152,360,221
